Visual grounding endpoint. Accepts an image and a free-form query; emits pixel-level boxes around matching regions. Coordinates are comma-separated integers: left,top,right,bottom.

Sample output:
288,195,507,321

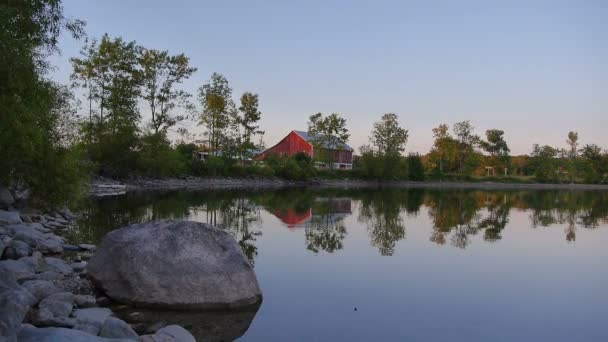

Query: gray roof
294,131,353,152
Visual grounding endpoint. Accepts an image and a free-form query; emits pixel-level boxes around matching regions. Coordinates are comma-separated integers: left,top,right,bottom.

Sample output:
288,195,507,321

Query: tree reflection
358,189,423,256
304,197,350,253
74,188,608,260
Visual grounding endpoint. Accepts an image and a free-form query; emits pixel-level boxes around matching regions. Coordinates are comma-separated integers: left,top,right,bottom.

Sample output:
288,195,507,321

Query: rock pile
0,207,195,342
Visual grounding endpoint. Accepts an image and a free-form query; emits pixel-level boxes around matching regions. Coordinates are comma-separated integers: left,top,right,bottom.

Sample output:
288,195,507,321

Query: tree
429,124,459,175
566,131,579,159
198,73,236,155
529,144,560,182
370,113,409,155
307,113,350,169
481,129,511,172
71,34,143,177
453,120,480,174
0,0,88,204
139,49,196,136
237,92,264,158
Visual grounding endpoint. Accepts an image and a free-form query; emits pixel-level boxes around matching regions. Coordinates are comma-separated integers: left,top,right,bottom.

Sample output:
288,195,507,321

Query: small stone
140,325,196,342
42,257,73,275
72,307,113,326
78,243,96,251
38,298,74,318
62,244,80,251
73,319,102,336
46,291,75,304
0,209,21,224
99,317,139,340
20,271,64,282
21,280,63,302
74,294,97,308
0,259,35,280
10,240,33,258
0,186,15,208
71,261,88,272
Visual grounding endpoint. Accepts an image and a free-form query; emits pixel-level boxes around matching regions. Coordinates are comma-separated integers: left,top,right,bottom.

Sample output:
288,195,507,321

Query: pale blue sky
49,0,607,155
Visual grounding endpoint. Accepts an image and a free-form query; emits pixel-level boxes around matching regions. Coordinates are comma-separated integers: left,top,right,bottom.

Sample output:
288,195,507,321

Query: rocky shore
99,176,608,193
0,189,196,341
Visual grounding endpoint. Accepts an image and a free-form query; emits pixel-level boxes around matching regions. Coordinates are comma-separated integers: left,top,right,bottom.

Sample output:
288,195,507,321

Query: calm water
71,188,608,341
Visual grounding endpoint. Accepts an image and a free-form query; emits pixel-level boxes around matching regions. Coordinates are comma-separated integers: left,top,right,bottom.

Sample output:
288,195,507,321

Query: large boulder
87,220,262,310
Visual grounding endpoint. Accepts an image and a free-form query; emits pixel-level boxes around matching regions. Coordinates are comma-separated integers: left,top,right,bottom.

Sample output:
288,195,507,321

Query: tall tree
0,0,86,203
198,73,235,155
370,113,409,155
453,120,480,173
71,34,143,176
566,131,579,159
139,49,196,136
307,113,350,169
481,129,511,171
237,92,264,158
429,124,459,174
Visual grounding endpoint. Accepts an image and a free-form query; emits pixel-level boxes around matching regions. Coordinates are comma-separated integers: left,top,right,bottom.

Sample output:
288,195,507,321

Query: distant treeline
1,1,607,205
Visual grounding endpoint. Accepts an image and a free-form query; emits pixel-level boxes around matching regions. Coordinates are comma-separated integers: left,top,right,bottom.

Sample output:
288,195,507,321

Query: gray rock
0,273,37,341
79,243,97,251
42,257,73,275
18,251,44,272
73,320,102,336
46,291,75,304
0,259,35,280
21,280,62,302
0,186,14,208
20,271,64,282
74,294,97,308
99,317,138,340
72,307,113,326
0,210,21,225
28,307,77,328
139,325,195,342
87,220,262,310
72,261,88,272
9,239,32,258
38,298,74,318
17,324,133,341
37,238,63,254
63,244,81,251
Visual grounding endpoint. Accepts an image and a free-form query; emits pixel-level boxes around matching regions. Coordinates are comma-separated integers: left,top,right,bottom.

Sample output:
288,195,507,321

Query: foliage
139,48,197,135
138,134,187,177
198,73,236,155
370,113,409,155
307,112,350,169
0,0,88,204
237,92,264,158
406,154,425,181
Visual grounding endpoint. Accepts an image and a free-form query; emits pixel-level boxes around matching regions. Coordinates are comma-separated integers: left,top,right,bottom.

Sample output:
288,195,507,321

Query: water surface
71,188,608,341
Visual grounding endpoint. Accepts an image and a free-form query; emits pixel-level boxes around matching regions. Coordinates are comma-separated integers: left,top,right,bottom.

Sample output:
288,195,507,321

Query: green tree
71,34,142,177
237,92,264,159
370,113,409,155
453,120,480,174
529,144,560,182
307,112,350,169
429,124,459,175
406,154,425,181
198,73,236,155
481,129,511,172
0,0,88,204
140,49,197,136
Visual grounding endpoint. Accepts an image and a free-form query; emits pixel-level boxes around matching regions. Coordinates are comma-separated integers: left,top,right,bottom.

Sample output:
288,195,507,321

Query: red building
254,130,353,169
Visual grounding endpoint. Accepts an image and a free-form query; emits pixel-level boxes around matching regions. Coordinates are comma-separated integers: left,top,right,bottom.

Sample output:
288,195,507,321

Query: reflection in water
72,188,608,341
113,303,260,342
72,189,608,252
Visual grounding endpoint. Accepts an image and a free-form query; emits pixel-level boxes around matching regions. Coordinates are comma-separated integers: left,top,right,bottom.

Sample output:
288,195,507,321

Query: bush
406,154,425,181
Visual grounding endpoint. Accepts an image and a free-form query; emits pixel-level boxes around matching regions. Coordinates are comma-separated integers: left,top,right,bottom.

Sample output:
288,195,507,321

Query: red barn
254,130,353,169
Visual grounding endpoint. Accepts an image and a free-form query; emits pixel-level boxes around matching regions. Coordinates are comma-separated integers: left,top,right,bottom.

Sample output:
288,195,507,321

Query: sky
49,0,608,155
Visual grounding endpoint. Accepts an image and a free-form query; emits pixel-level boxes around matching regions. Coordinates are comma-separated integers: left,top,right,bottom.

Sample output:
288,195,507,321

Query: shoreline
95,177,608,195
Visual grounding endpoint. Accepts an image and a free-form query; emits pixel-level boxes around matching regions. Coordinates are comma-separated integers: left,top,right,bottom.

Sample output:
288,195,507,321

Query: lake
69,188,608,341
